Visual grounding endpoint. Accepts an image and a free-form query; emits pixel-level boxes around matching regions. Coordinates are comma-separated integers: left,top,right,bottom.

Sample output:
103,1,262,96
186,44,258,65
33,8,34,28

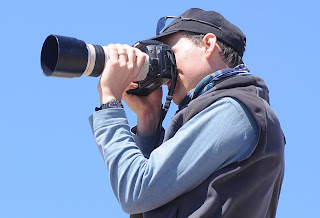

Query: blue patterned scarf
179,64,253,110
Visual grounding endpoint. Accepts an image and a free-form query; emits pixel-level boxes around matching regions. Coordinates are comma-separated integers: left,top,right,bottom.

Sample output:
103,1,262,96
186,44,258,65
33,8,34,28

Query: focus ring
90,45,105,77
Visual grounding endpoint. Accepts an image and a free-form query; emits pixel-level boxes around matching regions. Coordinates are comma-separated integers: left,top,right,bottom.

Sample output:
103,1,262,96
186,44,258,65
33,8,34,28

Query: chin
172,94,184,106
172,98,179,105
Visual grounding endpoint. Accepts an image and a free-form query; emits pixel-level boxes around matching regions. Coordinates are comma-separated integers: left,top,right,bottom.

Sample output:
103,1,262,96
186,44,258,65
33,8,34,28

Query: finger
115,44,128,62
135,49,147,72
122,82,139,99
107,44,118,60
124,45,139,80
123,44,136,66
126,82,139,91
122,85,141,106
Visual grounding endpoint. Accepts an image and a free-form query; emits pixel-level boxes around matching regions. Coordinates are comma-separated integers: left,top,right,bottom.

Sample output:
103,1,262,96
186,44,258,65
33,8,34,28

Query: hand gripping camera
40,35,178,96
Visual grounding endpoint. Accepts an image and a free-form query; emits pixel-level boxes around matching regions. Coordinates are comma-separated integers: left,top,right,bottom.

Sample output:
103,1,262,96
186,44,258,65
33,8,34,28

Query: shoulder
195,97,256,123
203,97,259,160
173,97,260,167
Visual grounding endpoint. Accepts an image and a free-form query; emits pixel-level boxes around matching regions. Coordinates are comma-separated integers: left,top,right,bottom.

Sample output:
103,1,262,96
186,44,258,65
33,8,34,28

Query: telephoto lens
40,35,149,80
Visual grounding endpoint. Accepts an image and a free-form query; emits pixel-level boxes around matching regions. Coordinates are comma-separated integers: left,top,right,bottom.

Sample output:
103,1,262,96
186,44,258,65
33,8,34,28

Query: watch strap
95,99,123,111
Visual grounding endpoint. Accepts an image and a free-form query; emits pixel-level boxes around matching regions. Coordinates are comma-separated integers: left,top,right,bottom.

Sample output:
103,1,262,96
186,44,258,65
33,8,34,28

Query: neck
209,54,229,73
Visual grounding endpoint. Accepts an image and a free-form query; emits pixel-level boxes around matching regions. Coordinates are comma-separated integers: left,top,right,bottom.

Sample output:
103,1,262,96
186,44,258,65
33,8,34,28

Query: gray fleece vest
131,76,285,218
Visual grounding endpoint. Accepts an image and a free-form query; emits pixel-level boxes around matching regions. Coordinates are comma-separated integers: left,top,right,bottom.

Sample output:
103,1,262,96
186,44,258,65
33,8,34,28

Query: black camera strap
160,67,177,124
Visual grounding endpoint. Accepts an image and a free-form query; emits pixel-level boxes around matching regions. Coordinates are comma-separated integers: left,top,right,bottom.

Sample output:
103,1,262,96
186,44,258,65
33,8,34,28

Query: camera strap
160,68,177,124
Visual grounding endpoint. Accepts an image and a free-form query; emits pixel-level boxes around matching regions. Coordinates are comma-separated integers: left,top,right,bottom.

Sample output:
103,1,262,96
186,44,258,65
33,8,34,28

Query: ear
202,33,218,59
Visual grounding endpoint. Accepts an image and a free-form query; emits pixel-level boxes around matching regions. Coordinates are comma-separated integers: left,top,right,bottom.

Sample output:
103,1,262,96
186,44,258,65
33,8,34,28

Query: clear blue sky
1,0,318,217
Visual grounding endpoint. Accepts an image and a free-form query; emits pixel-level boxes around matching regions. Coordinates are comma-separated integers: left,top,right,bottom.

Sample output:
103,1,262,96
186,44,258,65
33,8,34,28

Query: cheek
175,56,192,77
176,49,202,71
173,45,204,88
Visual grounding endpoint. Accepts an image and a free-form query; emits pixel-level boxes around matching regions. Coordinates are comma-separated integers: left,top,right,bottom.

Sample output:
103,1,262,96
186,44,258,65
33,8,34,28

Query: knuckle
119,62,127,68
108,44,116,49
127,63,134,71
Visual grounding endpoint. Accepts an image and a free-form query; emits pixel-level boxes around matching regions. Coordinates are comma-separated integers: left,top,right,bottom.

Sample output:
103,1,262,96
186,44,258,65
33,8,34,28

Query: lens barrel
41,35,90,78
41,35,149,80
41,35,110,78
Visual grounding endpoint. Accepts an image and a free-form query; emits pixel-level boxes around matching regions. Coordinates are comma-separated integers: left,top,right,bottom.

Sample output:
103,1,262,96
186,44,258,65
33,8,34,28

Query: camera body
40,35,177,96
129,40,177,96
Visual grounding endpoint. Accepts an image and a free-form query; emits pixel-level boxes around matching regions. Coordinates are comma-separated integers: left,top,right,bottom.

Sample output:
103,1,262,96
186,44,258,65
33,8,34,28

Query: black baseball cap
149,8,246,56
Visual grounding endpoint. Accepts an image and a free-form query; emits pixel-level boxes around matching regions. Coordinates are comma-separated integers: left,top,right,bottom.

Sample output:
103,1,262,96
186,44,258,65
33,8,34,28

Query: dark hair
182,31,244,68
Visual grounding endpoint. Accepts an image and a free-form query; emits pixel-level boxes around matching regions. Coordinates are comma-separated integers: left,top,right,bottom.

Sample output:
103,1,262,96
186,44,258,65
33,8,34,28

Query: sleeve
131,126,165,158
88,97,259,214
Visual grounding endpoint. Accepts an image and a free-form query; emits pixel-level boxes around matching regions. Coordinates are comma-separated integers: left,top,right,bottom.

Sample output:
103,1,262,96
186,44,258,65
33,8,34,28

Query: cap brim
147,29,181,41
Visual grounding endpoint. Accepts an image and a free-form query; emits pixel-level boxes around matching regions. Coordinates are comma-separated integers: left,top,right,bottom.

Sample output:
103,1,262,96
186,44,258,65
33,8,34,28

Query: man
89,8,285,218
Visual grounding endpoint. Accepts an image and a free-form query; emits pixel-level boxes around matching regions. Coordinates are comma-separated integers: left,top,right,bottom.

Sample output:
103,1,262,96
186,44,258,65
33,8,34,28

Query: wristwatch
95,99,124,111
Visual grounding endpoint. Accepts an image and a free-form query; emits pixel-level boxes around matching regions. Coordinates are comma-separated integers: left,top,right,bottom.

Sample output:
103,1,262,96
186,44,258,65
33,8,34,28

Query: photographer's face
161,32,209,105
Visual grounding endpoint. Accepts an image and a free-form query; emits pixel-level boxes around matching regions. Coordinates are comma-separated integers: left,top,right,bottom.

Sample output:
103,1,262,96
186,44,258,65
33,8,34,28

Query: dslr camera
41,35,177,96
